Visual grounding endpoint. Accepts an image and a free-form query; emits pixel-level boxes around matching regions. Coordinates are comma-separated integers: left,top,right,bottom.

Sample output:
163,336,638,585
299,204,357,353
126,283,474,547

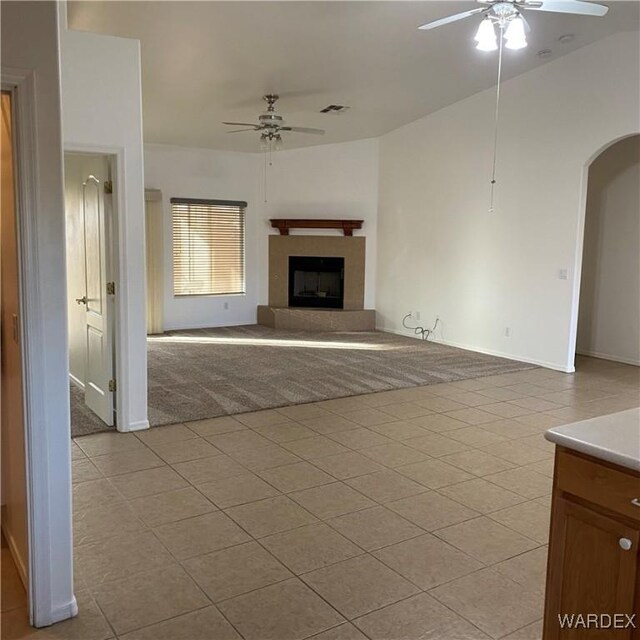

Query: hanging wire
402,314,441,341
489,24,505,213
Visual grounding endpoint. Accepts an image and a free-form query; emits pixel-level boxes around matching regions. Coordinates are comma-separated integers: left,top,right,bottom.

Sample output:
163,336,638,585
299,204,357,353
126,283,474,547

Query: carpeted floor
70,325,537,437
147,326,537,426
69,384,113,437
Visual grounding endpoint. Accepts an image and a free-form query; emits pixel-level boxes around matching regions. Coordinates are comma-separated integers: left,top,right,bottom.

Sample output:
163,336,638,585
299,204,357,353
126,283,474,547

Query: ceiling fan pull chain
264,147,268,203
489,25,505,213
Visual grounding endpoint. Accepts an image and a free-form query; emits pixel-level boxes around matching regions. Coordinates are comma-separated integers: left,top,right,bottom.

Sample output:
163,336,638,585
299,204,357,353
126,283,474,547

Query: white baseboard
68,374,84,390
1,518,28,589
377,326,574,373
118,419,150,433
48,596,78,626
433,337,574,372
576,349,640,367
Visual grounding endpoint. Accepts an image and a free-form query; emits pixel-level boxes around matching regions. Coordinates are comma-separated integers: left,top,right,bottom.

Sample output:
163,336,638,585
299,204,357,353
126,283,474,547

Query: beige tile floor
2,356,639,640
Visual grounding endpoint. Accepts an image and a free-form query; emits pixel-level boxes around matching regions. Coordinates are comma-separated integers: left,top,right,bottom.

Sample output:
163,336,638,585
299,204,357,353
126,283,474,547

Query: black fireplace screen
288,256,345,309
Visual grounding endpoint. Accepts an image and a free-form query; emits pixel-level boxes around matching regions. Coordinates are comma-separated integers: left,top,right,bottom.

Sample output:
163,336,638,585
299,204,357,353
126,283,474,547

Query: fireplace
259,234,373,330
288,256,344,309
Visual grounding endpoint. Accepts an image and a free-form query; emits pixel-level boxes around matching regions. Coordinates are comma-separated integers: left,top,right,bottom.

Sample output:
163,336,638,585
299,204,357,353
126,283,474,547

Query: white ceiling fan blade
226,128,259,134
222,121,261,128
281,126,325,135
522,1,609,16
418,7,487,30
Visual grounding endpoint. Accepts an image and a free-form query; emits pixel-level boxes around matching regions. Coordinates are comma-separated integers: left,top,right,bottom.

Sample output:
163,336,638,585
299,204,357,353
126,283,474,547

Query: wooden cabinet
544,448,640,639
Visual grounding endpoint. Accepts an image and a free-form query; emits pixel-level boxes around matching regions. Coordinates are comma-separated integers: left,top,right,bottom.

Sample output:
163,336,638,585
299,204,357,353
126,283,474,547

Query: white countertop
545,408,640,472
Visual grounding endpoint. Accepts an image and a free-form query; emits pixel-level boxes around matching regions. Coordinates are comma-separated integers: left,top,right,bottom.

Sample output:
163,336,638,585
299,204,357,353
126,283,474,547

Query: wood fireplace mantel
270,219,364,236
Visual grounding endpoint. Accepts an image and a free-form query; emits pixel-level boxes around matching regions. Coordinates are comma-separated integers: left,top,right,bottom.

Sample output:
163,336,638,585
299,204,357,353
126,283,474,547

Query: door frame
2,69,76,627
566,131,640,371
64,143,132,432
1,84,30,602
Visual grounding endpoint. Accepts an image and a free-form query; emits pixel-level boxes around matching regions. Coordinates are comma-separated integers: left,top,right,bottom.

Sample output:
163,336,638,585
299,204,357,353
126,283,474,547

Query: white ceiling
67,1,639,152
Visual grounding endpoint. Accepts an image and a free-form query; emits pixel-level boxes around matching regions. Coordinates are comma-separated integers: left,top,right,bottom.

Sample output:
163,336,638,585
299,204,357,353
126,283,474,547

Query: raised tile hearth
257,306,376,331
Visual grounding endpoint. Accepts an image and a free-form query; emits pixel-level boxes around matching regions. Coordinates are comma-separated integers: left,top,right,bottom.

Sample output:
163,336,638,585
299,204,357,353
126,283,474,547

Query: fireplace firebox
288,256,344,309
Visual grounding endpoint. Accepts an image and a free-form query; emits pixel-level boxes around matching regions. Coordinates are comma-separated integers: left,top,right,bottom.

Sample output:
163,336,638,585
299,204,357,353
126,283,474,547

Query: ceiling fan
223,94,325,150
224,95,326,202
417,0,609,211
418,0,609,34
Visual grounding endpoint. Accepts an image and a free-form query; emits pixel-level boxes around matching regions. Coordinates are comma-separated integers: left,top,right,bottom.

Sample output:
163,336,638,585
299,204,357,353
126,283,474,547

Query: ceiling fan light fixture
475,17,498,51
415,0,609,212
504,16,528,50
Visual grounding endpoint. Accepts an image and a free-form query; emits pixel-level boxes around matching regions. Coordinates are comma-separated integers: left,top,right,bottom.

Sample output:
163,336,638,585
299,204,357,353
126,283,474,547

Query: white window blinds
171,198,246,296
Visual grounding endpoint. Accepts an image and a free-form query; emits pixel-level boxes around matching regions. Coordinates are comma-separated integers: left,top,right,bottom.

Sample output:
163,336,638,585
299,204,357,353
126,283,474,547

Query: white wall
60,25,148,430
577,135,640,365
144,144,262,329
262,138,379,309
144,137,379,330
1,0,75,626
376,31,640,371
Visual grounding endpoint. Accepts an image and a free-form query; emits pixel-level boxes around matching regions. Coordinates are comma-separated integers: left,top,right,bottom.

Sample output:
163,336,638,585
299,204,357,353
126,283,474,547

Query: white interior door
78,158,114,425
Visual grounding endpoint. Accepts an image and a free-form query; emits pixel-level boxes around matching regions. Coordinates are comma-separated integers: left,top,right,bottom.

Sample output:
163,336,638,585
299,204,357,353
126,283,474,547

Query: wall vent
320,105,350,114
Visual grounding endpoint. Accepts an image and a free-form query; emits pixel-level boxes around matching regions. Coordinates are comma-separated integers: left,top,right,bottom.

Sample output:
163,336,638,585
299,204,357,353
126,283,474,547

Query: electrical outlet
504,327,511,338
558,268,568,280
415,311,421,322
223,302,229,310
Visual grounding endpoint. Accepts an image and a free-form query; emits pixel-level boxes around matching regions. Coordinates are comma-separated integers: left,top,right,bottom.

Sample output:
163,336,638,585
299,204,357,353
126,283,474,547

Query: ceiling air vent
320,105,350,114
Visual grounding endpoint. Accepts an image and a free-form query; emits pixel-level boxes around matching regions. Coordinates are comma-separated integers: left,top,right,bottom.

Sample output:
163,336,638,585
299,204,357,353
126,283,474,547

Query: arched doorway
575,134,640,367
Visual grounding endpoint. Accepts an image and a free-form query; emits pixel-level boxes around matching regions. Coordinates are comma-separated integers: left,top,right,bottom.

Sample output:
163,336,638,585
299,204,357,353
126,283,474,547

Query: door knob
75,296,88,305
631,498,640,508
619,538,633,551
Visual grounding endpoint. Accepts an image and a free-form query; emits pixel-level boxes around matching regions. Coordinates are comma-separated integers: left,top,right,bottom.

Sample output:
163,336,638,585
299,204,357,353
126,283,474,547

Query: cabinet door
544,496,639,639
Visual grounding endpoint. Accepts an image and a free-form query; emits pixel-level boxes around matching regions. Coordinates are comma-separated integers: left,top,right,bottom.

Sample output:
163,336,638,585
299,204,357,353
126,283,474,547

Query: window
171,197,246,296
